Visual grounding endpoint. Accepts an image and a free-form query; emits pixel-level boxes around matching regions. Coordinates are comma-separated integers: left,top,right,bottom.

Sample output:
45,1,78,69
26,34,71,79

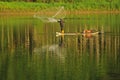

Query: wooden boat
56,31,99,37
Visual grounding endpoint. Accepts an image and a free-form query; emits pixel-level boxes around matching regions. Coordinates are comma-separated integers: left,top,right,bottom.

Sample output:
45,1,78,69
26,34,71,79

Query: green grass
0,1,120,12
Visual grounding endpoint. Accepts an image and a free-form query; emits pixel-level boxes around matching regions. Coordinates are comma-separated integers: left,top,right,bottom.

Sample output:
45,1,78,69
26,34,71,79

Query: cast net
33,6,66,23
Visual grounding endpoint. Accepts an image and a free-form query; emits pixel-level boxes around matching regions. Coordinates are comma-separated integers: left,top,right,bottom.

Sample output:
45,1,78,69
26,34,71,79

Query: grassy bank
0,2,120,11
0,2,120,15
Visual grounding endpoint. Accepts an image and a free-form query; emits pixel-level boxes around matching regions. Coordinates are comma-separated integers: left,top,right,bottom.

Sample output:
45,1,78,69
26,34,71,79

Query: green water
0,14,120,80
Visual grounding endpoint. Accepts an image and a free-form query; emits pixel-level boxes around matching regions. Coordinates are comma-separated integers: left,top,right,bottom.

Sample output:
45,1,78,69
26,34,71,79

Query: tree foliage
0,0,120,11
0,0,119,3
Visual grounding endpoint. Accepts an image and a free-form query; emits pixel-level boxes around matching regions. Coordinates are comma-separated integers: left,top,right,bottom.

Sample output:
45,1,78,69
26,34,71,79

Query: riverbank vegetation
0,0,120,10
0,0,120,15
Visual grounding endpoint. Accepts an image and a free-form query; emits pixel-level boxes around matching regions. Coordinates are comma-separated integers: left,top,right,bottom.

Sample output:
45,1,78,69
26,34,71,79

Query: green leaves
0,1,120,12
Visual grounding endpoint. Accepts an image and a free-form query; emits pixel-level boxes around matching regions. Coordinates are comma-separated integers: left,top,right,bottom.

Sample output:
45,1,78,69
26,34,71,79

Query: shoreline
0,10,120,16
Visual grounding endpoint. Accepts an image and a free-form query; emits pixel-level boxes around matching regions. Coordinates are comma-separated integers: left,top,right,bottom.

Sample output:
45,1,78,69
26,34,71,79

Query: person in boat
83,30,93,38
83,30,93,33
58,19,64,33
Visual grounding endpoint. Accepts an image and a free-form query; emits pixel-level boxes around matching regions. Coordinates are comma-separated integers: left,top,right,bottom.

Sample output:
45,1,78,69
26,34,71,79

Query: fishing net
33,6,66,23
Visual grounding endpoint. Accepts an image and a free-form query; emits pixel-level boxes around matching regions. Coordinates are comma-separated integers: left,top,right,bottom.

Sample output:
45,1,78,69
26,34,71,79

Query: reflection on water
0,14,120,80
34,36,66,63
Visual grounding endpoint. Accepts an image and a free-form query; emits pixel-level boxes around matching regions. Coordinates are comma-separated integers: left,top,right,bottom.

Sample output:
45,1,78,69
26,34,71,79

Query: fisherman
83,30,93,33
58,19,64,33
83,30,94,38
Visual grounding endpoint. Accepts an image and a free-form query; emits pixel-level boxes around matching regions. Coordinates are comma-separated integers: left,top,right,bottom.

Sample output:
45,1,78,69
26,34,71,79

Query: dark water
0,14,120,80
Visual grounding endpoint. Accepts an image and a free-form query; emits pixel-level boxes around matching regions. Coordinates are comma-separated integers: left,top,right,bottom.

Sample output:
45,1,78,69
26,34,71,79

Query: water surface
0,14,120,80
